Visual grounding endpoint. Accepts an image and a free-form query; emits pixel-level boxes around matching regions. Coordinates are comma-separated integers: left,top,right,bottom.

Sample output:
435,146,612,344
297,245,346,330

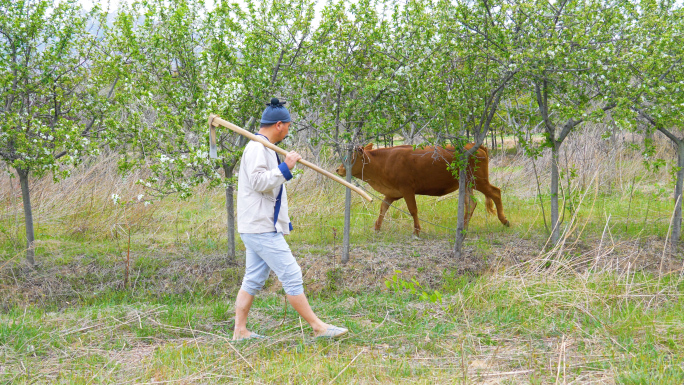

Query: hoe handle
208,114,372,202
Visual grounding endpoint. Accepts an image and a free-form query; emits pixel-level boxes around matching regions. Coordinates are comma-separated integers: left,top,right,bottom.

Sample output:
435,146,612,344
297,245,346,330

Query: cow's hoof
412,234,421,240
504,220,511,227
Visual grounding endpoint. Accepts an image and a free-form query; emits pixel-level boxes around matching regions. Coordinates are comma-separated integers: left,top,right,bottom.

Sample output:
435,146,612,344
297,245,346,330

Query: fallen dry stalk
147,318,255,371
329,348,366,384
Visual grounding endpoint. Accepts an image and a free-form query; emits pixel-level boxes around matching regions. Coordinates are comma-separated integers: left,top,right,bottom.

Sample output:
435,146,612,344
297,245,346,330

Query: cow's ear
364,143,374,151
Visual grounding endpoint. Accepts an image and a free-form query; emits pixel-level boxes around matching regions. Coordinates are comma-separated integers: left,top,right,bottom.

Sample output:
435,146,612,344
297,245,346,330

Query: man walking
233,98,348,341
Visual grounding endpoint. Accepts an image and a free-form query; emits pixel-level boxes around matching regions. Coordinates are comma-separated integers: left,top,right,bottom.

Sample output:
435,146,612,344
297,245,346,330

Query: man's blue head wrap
260,97,291,124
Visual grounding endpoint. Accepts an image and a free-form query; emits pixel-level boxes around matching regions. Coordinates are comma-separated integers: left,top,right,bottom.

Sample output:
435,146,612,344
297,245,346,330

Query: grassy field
1,134,684,383
2,264,683,383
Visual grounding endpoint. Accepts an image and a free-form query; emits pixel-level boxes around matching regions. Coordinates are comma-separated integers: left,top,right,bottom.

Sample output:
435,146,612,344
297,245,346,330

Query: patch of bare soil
272,234,682,296
0,255,244,310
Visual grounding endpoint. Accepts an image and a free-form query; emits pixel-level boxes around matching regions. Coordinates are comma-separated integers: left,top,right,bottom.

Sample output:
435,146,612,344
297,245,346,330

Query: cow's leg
403,192,421,238
475,182,510,227
464,187,477,229
375,196,399,231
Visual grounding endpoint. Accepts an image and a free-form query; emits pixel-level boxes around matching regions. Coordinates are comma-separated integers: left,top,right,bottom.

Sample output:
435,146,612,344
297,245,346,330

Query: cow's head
336,143,373,178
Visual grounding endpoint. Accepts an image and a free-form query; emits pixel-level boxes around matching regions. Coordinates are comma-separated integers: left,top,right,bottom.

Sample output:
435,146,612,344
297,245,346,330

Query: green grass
2,270,683,383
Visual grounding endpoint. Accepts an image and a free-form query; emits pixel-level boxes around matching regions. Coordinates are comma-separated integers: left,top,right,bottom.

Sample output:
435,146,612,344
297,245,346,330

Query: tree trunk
550,142,561,243
342,147,353,264
17,168,35,267
453,157,469,258
672,141,684,250
223,163,237,259
491,128,495,151
402,122,417,145
514,133,519,155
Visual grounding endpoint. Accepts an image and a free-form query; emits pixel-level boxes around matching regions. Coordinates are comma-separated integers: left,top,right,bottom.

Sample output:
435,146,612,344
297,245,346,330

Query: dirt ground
293,234,683,296
2,233,681,310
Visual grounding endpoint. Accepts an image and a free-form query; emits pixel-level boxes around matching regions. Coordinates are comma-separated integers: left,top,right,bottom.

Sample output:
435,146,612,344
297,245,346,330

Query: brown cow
336,143,510,237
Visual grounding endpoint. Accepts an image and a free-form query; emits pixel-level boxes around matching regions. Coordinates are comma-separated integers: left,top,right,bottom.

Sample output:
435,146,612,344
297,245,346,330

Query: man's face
276,121,291,142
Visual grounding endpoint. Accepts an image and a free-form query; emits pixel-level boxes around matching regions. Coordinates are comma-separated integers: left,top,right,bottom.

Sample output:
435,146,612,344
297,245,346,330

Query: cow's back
361,145,476,197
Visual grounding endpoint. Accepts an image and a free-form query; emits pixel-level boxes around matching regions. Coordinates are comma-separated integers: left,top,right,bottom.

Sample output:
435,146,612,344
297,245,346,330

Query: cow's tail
485,196,496,216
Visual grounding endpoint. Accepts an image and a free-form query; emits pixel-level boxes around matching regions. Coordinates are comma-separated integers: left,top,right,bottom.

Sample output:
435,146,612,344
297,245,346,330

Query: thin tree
0,0,106,266
434,0,521,257
212,0,317,257
621,0,684,250
519,0,628,244
302,0,402,263
107,0,316,258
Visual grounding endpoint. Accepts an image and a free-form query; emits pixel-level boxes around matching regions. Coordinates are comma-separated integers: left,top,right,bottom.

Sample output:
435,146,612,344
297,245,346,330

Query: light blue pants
239,232,304,296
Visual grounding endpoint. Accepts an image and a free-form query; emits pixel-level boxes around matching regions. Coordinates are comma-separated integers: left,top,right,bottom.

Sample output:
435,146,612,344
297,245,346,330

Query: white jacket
237,139,293,234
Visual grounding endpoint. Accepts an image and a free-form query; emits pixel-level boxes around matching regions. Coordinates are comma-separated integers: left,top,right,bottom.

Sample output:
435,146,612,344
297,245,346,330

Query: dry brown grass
488,125,676,200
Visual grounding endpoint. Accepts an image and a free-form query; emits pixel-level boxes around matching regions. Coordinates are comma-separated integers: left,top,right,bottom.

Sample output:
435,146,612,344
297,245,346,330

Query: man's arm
246,145,293,193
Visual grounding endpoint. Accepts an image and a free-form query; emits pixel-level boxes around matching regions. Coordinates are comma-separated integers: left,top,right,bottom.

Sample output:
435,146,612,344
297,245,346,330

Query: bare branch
632,106,682,144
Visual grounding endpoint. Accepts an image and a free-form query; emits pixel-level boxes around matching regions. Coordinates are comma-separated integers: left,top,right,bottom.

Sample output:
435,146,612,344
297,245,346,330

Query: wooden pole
208,114,372,202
